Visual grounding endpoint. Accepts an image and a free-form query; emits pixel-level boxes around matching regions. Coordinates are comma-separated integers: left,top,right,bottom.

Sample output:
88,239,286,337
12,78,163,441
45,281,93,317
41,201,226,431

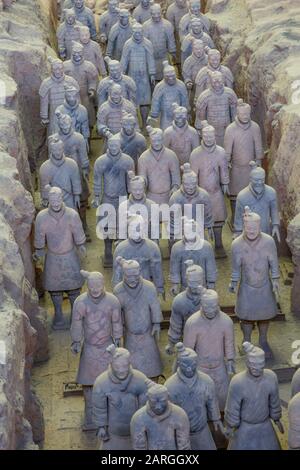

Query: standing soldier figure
79,25,107,77
98,0,120,49
56,9,81,60
97,57,137,106
73,0,97,41
106,9,133,61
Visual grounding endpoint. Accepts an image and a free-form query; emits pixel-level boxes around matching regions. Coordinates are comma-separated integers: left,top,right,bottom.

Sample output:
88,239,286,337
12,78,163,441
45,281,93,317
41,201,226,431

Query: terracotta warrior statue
98,57,137,106
288,390,300,450
116,113,147,171
33,186,86,330
55,84,90,147
138,126,180,204
169,163,213,243
113,258,163,378
57,8,81,60
133,0,154,24
112,214,164,292
149,61,189,131
98,0,120,47
71,270,123,430
164,104,199,165
182,39,208,112
166,260,204,354
39,57,79,136
106,9,133,61
72,0,97,41
54,111,90,239
120,22,156,129
143,4,177,82
179,0,210,39
169,218,217,294
234,162,280,242
166,0,188,70
181,17,214,65
130,383,191,450
195,48,234,102
92,133,134,266
39,135,82,210
97,82,137,138
230,208,280,358
190,121,230,258
165,343,224,450
78,26,107,77
92,345,148,449
195,70,238,146
225,342,283,450
183,288,235,411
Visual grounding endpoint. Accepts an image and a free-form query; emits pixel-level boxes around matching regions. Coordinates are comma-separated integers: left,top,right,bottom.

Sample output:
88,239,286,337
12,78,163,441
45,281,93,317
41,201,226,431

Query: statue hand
213,420,226,436
71,341,81,355
151,323,160,341
41,198,48,208
58,48,67,60
78,245,87,258
82,168,89,180
114,338,121,347
186,81,193,90
91,196,100,208
99,35,107,45
74,195,81,210
227,360,236,376
228,281,237,293
272,224,281,243
272,279,280,297
224,425,235,440
150,75,156,87
170,284,180,297
97,427,109,441
274,420,284,434
32,250,45,263
208,227,214,241
165,343,175,356
222,184,229,195
41,119,49,127
88,89,95,98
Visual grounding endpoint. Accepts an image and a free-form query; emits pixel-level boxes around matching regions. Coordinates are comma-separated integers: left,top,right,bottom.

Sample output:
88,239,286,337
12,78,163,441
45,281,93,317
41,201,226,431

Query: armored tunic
39,156,82,209
179,12,210,39
138,147,180,204
114,279,163,378
183,310,235,411
120,37,156,106
143,18,176,81
73,5,97,40
195,64,234,103
34,205,85,292
190,143,229,223
55,100,90,142
164,122,199,165
112,238,164,289
82,40,107,76
166,2,188,64
151,79,189,130
97,97,137,136
98,10,119,43
116,129,147,170
131,402,191,450
97,74,137,106
168,289,202,346
169,238,217,289
165,369,220,450
181,32,214,64
118,195,157,239
133,3,152,23
225,370,282,450
106,23,133,61
195,87,238,146
234,185,279,235
92,366,148,450
182,53,208,108
231,233,280,321
56,21,81,59
64,59,98,127
71,291,123,385
39,74,80,136
288,393,300,450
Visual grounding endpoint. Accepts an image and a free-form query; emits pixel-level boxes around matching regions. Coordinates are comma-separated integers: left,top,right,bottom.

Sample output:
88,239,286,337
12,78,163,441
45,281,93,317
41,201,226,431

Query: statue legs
82,386,97,431
213,224,226,258
50,291,68,330
140,105,150,130
229,196,237,231
79,202,91,242
240,320,254,344
103,238,113,268
258,320,273,358
67,288,81,321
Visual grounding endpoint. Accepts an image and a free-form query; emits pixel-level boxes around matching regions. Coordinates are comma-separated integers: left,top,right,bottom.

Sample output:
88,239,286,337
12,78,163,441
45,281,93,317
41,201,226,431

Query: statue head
49,57,64,80
128,172,146,201
172,103,188,128
107,345,131,380
64,84,79,107
209,70,224,93
201,289,220,320
183,217,197,243
163,61,177,86
147,383,169,416
48,187,64,212
81,270,105,298
71,41,84,64
185,259,204,294
175,0,187,9
48,135,64,162
249,161,265,195
141,0,151,8
132,21,143,43
79,25,91,44
201,120,216,147
55,111,73,135
243,206,261,241
192,38,205,58
117,257,141,288
176,342,198,378
109,82,123,104
237,99,251,124
127,213,146,242
107,132,121,156
243,342,265,377
64,8,76,25
150,3,162,23
105,57,122,81
108,0,119,14
121,112,137,136
146,126,164,152
208,49,221,69
181,163,198,196
119,8,130,27
74,0,84,9
189,0,201,16
190,17,203,36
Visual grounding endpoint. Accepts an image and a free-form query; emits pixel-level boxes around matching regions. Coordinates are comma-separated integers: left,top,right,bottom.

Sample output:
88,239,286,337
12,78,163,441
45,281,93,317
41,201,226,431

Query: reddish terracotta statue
57,9,81,60
225,342,283,450
79,26,107,77
113,258,163,378
97,57,137,106
71,270,123,430
92,346,148,449
183,288,235,411
33,187,86,330
130,383,191,450
181,17,214,64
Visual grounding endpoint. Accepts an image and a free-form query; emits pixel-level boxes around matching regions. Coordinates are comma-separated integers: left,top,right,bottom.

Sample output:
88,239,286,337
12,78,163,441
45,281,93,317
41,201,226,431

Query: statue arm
205,251,218,288
93,161,104,201
70,162,82,196
229,90,238,121
230,242,242,283
219,152,230,185
206,379,221,422
34,215,46,251
150,246,164,290
78,137,90,171
111,299,123,341
71,211,86,246
165,22,176,54
149,87,161,119
97,106,109,136
268,238,280,279
270,192,280,228
169,246,182,286
224,321,236,362
39,88,49,120
92,383,109,429
88,12,97,41
183,319,197,351
168,303,184,346
269,375,282,422
81,107,90,141
39,165,50,203
233,197,244,234
175,412,191,450
119,45,129,74
224,380,242,429
169,156,181,191
223,127,234,165
149,287,164,324
131,416,147,450
70,299,85,344
253,123,264,162
111,249,123,287
204,194,214,229
95,45,107,77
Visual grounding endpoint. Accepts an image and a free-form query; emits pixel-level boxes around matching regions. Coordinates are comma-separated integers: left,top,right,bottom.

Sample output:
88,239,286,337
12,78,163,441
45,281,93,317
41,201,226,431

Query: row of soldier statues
31,0,300,450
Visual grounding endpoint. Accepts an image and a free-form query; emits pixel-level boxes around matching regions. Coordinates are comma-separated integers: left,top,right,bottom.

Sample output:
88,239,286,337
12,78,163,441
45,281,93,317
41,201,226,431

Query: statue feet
214,245,227,259
52,316,69,331
102,254,113,268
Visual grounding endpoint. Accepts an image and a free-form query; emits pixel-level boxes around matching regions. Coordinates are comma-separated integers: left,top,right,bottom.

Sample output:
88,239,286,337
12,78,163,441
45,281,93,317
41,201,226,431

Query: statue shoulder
39,77,53,97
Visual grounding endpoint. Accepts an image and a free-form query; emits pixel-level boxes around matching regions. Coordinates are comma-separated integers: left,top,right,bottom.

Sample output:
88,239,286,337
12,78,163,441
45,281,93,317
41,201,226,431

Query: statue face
202,297,219,319
191,22,202,36
108,139,121,156
174,112,187,128
133,29,143,43
111,356,131,380
72,49,83,64
176,0,187,8
49,192,63,212
250,174,265,195
183,176,197,196
65,89,78,106
164,70,177,86
244,219,261,241
128,221,144,242
209,53,221,69
124,270,141,288
141,0,150,7
122,119,135,135
119,13,130,27
66,13,76,25
247,359,265,378
190,3,200,16
87,276,105,298
237,106,251,124
110,64,122,80
59,118,72,135
202,128,216,147
52,63,64,80
150,132,164,152
50,142,64,161
110,87,122,104
148,392,169,416
187,275,203,294
80,29,90,44
211,76,224,93
151,8,162,22
193,42,204,58
131,181,145,200
179,357,198,378
183,222,197,243
109,0,119,13
74,0,84,8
